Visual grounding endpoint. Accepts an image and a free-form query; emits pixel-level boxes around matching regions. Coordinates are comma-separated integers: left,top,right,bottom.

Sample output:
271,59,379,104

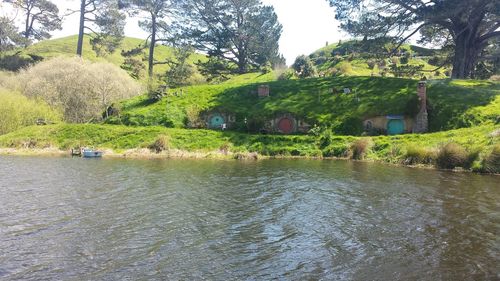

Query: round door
387,119,405,135
278,117,294,134
209,114,225,128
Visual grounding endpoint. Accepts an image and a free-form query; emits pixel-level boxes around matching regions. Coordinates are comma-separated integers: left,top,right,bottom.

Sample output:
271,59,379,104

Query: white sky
1,0,346,65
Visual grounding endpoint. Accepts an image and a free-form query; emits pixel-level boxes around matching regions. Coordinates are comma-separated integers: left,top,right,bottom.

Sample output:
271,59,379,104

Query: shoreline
1,147,497,176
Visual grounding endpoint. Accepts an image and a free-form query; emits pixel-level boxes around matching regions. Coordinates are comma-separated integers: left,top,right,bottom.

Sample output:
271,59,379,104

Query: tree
164,45,195,87
75,0,126,56
178,0,283,74
125,0,177,79
6,0,62,44
327,0,500,79
293,55,317,78
0,16,26,51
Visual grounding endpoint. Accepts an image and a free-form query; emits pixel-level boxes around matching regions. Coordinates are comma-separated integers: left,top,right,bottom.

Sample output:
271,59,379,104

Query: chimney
413,80,428,133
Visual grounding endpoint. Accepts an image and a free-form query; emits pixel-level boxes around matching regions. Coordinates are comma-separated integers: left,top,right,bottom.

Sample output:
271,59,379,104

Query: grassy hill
2,35,207,82
308,40,450,78
113,75,499,135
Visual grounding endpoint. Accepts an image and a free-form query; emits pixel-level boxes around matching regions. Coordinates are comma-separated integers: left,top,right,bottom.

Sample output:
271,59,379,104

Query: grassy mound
2,35,206,82
115,76,499,135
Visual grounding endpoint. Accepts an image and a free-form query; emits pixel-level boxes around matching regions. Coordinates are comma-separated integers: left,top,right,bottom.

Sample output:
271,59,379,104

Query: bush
0,54,42,71
436,143,467,169
339,62,352,75
404,145,434,165
185,105,203,128
0,89,61,134
351,138,372,160
482,145,500,174
277,68,295,80
292,55,317,78
149,135,170,153
19,57,142,123
367,59,377,70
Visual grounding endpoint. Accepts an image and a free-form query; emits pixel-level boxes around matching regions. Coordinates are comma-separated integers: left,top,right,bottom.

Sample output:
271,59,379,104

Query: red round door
278,118,293,134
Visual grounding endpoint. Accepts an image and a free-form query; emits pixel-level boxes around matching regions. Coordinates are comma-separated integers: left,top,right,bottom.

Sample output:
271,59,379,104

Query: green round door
209,114,225,128
387,119,405,135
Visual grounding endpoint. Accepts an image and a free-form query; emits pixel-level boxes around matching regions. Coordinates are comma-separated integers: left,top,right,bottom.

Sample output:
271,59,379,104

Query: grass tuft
436,142,467,169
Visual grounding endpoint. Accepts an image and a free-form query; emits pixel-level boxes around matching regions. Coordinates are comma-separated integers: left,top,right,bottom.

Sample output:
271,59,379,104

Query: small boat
82,148,103,158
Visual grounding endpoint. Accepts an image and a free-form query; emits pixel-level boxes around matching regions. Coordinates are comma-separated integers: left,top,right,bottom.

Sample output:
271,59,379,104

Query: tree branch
388,23,428,57
479,31,500,43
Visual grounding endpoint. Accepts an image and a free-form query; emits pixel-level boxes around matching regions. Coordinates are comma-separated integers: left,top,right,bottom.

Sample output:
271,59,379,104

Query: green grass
1,123,498,171
115,76,499,135
7,35,206,83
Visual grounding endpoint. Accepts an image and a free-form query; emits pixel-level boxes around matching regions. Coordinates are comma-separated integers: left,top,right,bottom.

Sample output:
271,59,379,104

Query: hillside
308,40,450,78
2,35,207,82
113,75,499,135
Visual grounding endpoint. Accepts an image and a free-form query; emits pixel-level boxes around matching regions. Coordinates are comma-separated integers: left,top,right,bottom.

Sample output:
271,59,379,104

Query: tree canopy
6,0,62,44
327,0,500,78
75,0,126,56
178,0,283,74
0,16,26,51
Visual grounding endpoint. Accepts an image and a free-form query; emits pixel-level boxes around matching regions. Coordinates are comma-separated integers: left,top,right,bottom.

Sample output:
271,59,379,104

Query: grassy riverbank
0,123,498,173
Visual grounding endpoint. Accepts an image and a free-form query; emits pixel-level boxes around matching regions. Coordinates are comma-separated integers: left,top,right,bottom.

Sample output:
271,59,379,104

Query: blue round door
209,114,225,128
387,119,405,135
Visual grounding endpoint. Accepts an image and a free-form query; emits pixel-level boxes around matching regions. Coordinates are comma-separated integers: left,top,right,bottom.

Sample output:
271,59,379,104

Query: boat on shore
71,148,103,158
82,148,103,158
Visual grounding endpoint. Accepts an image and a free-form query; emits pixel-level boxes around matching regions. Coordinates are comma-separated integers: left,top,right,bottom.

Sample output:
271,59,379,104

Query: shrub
292,55,317,78
185,105,203,128
489,75,500,82
351,138,372,160
482,145,500,174
277,68,295,80
339,62,352,75
436,143,467,169
0,89,61,135
391,57,400,65
404,145,434,165
367,59,377,70
149,135,170,153
19,57,142,123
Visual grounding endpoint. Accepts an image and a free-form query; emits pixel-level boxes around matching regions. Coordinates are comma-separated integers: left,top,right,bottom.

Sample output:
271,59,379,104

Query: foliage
350,138,372,160
164,45,196,88
0,53,43,71
0,16,27,51
178,0,283,74
0,89,61,135
125,0,177,78
436,142,467,169
18,57,142,123
326,0,500,78
76,0,126,56
403,145,434,165
389,64,424,78
149,134,170,153
292,55,317,78
6,0,62,43
482,145,500,174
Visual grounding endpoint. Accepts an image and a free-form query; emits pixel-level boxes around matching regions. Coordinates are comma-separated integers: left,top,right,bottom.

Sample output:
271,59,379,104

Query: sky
1,0,345,65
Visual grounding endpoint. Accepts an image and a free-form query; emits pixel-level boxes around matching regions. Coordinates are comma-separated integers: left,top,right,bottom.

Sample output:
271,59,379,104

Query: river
0,156,498,280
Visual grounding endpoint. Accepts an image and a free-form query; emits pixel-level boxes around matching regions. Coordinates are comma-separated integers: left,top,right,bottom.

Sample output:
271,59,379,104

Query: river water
0,156,498,280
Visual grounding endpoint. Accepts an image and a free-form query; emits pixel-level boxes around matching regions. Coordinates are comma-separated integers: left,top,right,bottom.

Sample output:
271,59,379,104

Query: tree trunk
148,14,157,79
76,0,86,56
451,32,480,79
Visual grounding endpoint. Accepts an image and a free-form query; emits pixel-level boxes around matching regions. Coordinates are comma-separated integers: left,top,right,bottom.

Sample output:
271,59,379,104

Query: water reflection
0,156,498,280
